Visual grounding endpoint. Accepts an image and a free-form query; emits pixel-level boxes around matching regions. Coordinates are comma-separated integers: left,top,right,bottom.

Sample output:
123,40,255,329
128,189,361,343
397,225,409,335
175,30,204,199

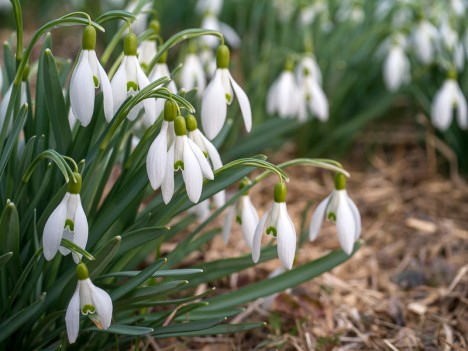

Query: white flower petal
455,84,468,129
187,138,214,180
43,194,69,261
218,22,241,48
336,192,357,255
277,203,296,270
135,57,156,126
70,51,95,127
111,56,128,114
182,141,204,203
65,285,80,344
240,195,259,248
0,84,13,131
201,70,227,139
229,72,252,132
146,122,168,189
213,190,225,209
200,133,223,170
72,196,88,264
309,79,329,121
431,80,454,131
161,145,175,204
92,51,114,122
347,196,361,240
91,283,113,330
309,195,330,241
223,205,236,244
252,208,270,263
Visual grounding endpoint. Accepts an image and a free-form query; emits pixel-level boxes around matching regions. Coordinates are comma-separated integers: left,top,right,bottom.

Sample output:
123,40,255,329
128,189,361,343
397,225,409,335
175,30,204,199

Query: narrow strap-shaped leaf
61,238,95,261
151,318,226,337
0,200,20,276
86,325,153,336
88,236,121,279
117,226,169,257
94,10,135,24
96,269,203,280
155,322,264,338
110,258,166,301
0,252,13,269
0,293,46,343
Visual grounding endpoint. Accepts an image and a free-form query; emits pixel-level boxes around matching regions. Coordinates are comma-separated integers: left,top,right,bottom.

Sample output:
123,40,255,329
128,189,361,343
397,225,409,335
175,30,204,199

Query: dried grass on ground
152,122,467,351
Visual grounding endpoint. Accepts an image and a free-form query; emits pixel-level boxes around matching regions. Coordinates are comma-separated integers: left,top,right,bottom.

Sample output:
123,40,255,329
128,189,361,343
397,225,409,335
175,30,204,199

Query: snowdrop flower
138,40,157,71
70,26,113,127
43,173,88,263
412,20,438,64
451,0,466,16
309,173,361,255
223,179,259,248
431,71,467,131
126,0,151,35
383,35,411,92
438,21,465,71
201,45,252,139
147,114,214,204
146,100,177,190
296,55,322,86
111,33,156,126
252,182,296,270
0,66,28,133
0,0,11,11
180,50,207,97
66,263,112,344
267,60,301,119
0,65,3,92
200,14,241,49
196,0,223,16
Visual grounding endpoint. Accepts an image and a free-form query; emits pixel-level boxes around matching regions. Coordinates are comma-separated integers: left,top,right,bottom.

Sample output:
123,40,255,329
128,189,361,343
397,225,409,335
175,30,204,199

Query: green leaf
86,324,153,336
96,269,203,279
88,236,121,278
95,10,136,24
0,200,20,275
116,226,169,257
0,252,13,269
42,49,72,152
115,280,189,306
152,318,226,337
60,238,95,261
201,242,362,311
155,322,264,338
0,293,46,343
110,258,166,301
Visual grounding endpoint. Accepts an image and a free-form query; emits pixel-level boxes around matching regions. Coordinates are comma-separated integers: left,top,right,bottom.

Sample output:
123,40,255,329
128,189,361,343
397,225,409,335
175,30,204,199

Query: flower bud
76,262,89,280
174,116,187,136
216,45,230,69
274,182,287,203
164,100,177,122
334,173,347,190
124,32,138,56
186,114,198,132
68,173,82,194
284,58,294,72
82,25,96,51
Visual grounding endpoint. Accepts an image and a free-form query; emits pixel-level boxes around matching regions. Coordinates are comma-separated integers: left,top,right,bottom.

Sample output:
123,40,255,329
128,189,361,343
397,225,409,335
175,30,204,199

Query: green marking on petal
93,75,99,88
266,226,277,237
236,216,242,225
64,219,75,231
225,93,232,103
127,81,138,92
82,304,95,315
327,212,336,222
174,160,184,171
202,150,208,158
141,63,148,71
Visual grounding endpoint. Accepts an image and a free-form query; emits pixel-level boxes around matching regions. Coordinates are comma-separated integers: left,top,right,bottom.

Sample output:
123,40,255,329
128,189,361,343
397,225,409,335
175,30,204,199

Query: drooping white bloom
223,192,259,248
267,68,301,119
70,50,113,126
296,55,322,86
412,20,438,64
0,65,3,92
252,183,296,270
147,116,214,204
201,45,252,139
200,14,241,49
438,21,465,71
66,263,112,344
309,173,361,255
43,175,88,264
149,60,178,123
180,53,207,97
126,0,151,35
111,33,156,126
138,40,157,70
0,81,27,133
383,40,411,92
451,0,466,16
196,0,223,15
431,77,467,131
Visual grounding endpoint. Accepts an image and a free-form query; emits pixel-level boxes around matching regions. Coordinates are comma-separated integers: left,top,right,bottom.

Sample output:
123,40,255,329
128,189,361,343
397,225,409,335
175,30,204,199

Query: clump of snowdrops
0,0,361,349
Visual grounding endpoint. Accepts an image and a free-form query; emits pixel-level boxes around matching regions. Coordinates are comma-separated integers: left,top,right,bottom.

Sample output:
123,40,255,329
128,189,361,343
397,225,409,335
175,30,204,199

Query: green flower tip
76,262,89,280
82,25,96,51
284,58,294,71
216,45,230,69
334,173,347,190
68,172,82,194
22,64,30,82
174,116,187,136
274,182,287,203
124,32,138,56
150,19,160,35
448,69,457,80
164,100,177,122
186,114,198,132
159,50,168,63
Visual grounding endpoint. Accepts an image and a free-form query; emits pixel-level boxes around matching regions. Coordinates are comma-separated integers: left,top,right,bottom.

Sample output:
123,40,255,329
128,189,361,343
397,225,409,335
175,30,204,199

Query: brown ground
155,120,468,351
